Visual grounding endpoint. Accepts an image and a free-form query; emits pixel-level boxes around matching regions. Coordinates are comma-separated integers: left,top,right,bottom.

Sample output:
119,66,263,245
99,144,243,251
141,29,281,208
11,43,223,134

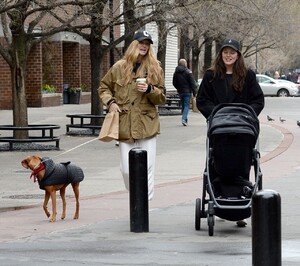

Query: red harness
30,163,45,183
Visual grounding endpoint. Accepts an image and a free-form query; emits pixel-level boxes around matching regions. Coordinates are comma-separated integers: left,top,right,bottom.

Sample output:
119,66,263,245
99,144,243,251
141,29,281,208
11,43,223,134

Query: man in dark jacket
173,59,196,126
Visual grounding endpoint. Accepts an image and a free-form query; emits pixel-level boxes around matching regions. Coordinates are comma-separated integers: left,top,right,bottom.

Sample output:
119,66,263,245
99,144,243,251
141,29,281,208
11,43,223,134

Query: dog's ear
32,155,42,161
21,157,30,169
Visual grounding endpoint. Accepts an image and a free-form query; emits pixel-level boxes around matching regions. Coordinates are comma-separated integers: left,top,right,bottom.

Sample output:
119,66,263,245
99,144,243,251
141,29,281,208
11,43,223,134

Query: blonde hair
121,40,162,85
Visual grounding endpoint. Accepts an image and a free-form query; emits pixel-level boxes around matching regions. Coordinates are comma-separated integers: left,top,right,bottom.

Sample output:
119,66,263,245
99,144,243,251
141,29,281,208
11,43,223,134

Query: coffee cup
136,78,146,84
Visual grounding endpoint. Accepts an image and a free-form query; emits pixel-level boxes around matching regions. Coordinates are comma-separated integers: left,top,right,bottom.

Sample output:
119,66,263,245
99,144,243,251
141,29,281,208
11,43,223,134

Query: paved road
0,97,299,265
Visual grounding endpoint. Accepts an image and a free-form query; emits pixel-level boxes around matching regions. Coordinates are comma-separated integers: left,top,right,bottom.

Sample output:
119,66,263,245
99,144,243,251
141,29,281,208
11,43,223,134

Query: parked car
277,79,300,90
256,74,299,97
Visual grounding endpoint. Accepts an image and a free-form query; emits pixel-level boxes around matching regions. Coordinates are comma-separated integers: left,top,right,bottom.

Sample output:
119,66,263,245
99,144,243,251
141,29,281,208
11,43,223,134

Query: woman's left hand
137,82,148,93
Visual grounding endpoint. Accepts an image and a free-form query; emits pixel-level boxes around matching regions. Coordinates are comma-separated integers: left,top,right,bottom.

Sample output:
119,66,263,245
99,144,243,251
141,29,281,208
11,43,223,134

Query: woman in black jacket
196,38,264,119
196,38,265,228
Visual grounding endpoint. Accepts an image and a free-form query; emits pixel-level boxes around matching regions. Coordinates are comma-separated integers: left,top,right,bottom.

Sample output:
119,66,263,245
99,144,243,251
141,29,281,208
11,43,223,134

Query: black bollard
129,148,149,232
252,190,281,266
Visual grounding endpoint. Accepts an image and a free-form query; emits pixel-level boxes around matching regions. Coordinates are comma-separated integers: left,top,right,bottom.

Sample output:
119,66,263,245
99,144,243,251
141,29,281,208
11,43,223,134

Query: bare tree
167,0,292,75
3,0,297,138
73,0,171,116
0,0,84,138
0,0,179,133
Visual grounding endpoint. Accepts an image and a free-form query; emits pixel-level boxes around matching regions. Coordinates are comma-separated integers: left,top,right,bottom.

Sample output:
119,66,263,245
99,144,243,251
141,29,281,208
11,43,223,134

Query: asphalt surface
0,98,299,265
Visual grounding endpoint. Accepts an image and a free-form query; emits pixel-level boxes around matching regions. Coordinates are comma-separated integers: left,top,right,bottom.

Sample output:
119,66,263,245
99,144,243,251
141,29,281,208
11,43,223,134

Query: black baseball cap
134,30,153,44
221,38,241,53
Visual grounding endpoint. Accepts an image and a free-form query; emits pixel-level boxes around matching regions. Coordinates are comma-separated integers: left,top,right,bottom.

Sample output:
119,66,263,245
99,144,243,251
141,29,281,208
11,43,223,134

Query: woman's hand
109,102,121,112
137,82,148,93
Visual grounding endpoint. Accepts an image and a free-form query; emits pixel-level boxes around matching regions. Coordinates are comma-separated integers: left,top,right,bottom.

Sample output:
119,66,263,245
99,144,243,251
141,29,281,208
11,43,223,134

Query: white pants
119,136,157,200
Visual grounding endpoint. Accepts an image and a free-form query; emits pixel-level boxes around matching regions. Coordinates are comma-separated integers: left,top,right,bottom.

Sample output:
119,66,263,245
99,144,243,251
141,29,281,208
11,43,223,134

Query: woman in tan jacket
98,30,166,200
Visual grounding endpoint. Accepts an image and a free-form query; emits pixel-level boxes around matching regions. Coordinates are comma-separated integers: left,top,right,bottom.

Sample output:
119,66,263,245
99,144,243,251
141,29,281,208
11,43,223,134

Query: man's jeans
179,92,192,123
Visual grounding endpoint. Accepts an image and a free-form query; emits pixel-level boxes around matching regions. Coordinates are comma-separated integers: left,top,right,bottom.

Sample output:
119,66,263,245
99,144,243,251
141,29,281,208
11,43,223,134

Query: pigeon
297,120,300,127
279,117,286,123
267,115,275,122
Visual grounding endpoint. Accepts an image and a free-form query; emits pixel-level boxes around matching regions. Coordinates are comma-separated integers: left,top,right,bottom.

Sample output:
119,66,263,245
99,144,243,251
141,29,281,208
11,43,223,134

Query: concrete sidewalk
0,103,281,210
0,103,299,265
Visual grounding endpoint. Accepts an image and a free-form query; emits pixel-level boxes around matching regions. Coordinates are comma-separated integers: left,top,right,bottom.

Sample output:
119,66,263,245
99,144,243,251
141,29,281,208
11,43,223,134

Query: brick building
0,1,178,110
0,31,112,110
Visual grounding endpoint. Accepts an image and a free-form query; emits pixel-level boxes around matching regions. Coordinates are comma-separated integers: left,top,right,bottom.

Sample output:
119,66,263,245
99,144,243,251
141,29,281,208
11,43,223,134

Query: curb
260,122,293,164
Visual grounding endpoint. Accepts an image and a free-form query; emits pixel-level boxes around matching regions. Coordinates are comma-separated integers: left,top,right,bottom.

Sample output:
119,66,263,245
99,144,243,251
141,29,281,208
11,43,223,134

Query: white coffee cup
136,78,146,84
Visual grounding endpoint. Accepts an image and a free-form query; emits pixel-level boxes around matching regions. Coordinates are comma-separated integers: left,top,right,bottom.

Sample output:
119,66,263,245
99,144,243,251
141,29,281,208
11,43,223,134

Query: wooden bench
66,114,106,135
159,105,181,110
158,96,181,114
0,124,60,150
166,97,181,107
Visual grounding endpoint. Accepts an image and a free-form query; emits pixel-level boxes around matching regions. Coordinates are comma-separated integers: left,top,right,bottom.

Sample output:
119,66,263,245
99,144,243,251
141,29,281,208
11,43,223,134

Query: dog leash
49,137,98,160
51,137,99,159
35,137,99,167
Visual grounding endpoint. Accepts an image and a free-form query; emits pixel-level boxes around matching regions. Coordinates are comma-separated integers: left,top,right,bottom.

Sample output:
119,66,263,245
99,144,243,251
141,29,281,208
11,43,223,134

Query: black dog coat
38,157,84,190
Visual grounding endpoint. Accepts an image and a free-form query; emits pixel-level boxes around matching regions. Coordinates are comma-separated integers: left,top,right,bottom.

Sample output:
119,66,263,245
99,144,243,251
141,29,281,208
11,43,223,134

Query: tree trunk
191,39,200,80
12,36,29,139
123,0,137,51
179,31,185,60
156,21,167,72
203,37,213,72
90,36,105,122
89,1,106,119
179,29,191,63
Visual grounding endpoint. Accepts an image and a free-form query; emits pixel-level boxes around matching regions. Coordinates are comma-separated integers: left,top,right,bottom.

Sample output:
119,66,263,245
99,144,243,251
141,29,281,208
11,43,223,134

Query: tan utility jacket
98,60,166,142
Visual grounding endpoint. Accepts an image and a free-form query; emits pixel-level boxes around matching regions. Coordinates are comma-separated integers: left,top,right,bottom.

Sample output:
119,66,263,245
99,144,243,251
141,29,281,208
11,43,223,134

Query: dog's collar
30,163,45,183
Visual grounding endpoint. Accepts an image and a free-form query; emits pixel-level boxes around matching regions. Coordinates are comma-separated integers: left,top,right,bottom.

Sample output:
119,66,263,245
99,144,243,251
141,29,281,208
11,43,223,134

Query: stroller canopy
208,103,260,143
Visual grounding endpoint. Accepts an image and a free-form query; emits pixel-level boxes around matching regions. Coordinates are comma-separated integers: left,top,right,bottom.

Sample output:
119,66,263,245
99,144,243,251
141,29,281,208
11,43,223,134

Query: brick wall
0,41,44,109
0,38,114,110
0,0,122,110
0,53,12,109
42,41,63,93
63,42,81,88
81,45,91,91
26,42,43,107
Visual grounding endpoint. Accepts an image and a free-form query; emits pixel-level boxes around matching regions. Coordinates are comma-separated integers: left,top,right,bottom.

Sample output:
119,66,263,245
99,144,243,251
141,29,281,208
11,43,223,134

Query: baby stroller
195,103,262,236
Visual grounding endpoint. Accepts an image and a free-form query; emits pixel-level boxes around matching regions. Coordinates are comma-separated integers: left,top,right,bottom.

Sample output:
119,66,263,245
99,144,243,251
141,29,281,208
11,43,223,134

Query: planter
69,91,81,104
42,93,62,107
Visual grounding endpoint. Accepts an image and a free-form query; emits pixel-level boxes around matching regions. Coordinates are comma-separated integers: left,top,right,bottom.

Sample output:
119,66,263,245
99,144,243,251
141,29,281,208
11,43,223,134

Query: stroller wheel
208,215,214,236
195,198,201,230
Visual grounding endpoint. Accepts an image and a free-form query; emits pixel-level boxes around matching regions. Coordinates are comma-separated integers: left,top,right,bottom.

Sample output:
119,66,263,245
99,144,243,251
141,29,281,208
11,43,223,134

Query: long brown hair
210,49,247,92
121,40,163,85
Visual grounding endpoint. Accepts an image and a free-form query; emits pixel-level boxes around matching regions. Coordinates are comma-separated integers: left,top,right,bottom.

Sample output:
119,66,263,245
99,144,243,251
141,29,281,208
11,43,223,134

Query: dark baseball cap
134,30,153,44
221,38,240,53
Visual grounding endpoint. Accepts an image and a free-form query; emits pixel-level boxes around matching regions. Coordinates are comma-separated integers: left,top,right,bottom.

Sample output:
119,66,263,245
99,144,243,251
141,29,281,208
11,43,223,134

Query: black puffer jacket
196,69,264,119
172,66,196,95
38,157,84,190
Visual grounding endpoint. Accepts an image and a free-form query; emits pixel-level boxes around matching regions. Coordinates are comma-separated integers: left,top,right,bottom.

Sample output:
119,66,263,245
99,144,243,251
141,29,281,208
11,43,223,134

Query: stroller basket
214,198,251,221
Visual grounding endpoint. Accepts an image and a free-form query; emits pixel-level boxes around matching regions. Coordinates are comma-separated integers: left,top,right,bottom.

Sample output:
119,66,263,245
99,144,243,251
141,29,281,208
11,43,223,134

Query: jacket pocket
114,80,130,103
141,109,157,119
140,109,159,137
119,110,131,140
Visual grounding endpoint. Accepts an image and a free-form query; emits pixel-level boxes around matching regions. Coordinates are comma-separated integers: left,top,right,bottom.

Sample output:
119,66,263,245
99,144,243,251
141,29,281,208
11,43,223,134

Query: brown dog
21,155,84,222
